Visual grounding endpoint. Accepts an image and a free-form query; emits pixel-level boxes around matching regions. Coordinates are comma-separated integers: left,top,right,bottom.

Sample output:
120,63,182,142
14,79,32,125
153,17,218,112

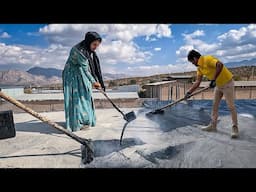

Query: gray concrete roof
1,101,256,168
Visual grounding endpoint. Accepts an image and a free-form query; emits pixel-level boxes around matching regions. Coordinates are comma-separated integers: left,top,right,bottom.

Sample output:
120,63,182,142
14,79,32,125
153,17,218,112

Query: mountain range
0,67,128,86
1,58,256,86
26,67,128,80
225,58,256,68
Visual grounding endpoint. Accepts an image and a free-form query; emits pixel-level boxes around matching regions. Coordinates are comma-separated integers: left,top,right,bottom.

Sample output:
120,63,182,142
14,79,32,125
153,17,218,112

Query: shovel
0,88,94,164
146,86,210,115
97,88,136,122
97,88,136,145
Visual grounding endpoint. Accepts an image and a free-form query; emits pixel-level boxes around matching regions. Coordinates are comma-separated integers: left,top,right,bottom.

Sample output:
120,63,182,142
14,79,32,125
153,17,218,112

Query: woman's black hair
187,50,201,61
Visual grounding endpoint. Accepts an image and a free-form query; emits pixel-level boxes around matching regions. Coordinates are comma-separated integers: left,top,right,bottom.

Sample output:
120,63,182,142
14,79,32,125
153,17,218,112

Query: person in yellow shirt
185,50,239,138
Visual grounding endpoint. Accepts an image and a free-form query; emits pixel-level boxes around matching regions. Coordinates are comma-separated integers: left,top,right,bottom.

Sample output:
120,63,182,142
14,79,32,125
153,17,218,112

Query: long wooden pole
0,90,90,146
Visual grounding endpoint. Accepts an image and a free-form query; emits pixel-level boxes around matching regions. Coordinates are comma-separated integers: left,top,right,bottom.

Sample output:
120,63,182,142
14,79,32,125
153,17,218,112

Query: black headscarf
75,31,105,91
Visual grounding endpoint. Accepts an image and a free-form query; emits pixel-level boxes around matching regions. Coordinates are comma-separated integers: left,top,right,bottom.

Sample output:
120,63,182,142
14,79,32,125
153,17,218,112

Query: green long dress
62,46,97,132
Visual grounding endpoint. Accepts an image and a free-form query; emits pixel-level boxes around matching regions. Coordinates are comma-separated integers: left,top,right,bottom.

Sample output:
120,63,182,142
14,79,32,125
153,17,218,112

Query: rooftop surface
1,100,256,168
1,91,139,101
199,81,256,87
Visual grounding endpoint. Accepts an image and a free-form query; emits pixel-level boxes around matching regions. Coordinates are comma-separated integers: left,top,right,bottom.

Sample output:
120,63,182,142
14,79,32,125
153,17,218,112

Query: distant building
1,87,24,98
110,84,140,92
168,75,193,83
143,81,177,101
199,81,256,99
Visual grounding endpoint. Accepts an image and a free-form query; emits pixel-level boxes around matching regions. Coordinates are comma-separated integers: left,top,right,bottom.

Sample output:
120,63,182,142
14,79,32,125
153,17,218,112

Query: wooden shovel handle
0,90,89,145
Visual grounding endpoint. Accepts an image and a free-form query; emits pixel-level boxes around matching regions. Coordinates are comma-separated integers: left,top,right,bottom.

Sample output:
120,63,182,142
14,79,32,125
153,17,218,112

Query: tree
129,79,137,85
109,80,117,87
233,75,241,81
149,79,157,83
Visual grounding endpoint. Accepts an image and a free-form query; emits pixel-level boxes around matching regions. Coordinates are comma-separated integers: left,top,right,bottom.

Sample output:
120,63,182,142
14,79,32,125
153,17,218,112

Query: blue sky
0,24,255,76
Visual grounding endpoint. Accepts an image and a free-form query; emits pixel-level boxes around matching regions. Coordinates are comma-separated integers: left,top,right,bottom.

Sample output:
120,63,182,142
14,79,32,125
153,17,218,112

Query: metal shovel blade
124,111,136,122
81,139,94,164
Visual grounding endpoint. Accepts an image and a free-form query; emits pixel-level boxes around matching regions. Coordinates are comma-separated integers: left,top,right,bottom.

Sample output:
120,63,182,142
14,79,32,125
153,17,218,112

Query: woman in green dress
63,31,105,132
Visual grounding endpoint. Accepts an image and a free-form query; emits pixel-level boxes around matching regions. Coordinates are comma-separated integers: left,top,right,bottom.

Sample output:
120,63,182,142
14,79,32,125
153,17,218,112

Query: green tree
109,80,117,87
129,79,137,85
233,75,241,81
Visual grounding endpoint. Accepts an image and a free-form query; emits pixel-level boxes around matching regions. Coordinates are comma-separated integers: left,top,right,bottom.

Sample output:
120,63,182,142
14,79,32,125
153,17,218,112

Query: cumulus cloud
0,43,69,70
176,24,256,63
182,30,205,40
0,32,11,38
98,40,152,64
40,24,169,70
39,24,172,45
0,24,172,74
38,24,171,66
217,24,256,47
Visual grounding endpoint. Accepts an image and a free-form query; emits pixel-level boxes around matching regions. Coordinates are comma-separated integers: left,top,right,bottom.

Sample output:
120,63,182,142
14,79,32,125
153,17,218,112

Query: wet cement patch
92,137,145,157
142,101,211,132
135,142,195,165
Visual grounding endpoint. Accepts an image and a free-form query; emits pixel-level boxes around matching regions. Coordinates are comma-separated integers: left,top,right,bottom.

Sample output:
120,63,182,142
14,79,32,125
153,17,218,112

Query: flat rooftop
3,91,139,101
199,81,256,87
1,100,256,168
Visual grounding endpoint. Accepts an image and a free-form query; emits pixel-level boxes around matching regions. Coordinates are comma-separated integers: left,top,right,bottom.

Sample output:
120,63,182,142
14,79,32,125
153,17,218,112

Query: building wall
144,82,256,100
1,88,24,97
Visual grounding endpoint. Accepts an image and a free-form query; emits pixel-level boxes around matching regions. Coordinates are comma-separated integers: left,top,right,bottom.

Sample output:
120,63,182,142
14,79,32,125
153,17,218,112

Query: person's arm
184,75,202,99
213,61,223,80
188,75,203,93
208,61,223,88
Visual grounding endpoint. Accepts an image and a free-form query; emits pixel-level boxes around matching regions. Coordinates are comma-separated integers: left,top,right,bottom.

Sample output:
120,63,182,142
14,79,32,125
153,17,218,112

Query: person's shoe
80,125,90,131
231,125,239,139
201,123,217,132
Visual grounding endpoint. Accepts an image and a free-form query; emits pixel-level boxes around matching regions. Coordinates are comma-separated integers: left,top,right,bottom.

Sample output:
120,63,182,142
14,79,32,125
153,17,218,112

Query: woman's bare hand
93,82,101,89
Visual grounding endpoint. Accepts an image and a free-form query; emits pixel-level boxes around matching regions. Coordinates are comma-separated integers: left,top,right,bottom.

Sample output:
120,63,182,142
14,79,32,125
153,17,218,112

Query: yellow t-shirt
197,55,233,87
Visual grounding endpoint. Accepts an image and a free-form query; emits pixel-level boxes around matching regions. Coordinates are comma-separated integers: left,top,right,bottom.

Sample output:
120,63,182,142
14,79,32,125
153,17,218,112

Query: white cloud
127,63,197,77
156,24,172,38
0,32,11,38
98,40,152,64
183,30,205,40
0,43,69,70
39,24,172,45
217,24,256,47
154,47,161,51
38,24,171,66
176,25,256,63
0,24,172,74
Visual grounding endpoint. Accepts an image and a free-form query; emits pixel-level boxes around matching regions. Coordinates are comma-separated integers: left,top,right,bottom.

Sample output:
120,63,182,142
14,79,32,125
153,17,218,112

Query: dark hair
187,50,201,61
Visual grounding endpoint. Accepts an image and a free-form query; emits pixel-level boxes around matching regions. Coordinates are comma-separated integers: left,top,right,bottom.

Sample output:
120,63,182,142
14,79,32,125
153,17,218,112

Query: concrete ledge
0,98,147,113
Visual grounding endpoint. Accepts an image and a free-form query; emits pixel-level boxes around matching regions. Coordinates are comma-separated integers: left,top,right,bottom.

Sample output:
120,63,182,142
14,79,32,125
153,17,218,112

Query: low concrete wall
0,98,145,113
